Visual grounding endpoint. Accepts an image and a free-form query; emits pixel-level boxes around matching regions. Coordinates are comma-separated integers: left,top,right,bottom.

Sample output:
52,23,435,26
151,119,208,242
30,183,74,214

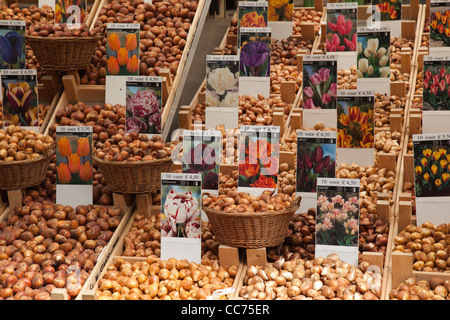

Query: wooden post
398,201,412,232
417,50,428,72
112,193,131,214
400,49,412,75
403,153,414,184
361,252,384,273
314,0,323,12
320,22,326,44
135,192,153,217
246,248,267,267
296,54,304,72
390,113,402,133
390,82,407,98
376,200,390,223
7,189,23,210
218,245,240,268
401,21,415,41
377,153,396,172
198,91,206,105
391,252,413,289
301,22,315,42
81,290,96,300
159,68,173,88
290,112,302,131
410,0,419,20
273,110,285,136
179,105,192,130
227,34,237,47
41,75,58,101
62,74,80,104
377,192,391,201
409,114,422,136
398,192,411,202
280,81,296,104
51,288,69,300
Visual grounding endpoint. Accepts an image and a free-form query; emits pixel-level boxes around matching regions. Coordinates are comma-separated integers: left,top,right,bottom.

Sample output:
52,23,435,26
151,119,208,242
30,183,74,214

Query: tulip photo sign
238,2,268,31
316,177,360,267
336,90,375,167
357,27,391,96
413,133,450,225
55,0,87,26
302,54,338,129
238,125,280,196
205,55,239,129
56,126,93,208
267,0,293,40
429,1,450,55
0,20,26,70
105,23,140,105
160,172,202,263
1,69,39,132
326,3,357,70
182,130,221,195
372,0,402,37
296,130,337,213
421,56,450,134
239,27,272,98
125,76,162,135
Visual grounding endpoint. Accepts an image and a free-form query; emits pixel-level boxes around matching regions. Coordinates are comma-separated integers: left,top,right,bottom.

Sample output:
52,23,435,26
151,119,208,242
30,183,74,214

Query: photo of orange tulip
56,133,93,185
106,27,140,76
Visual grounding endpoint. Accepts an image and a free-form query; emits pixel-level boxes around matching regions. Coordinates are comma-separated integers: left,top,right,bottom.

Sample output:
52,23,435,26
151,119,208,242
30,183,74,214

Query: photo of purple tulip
239,33,271,77
297,142,336,193
0,29,25,69
303,63,337,110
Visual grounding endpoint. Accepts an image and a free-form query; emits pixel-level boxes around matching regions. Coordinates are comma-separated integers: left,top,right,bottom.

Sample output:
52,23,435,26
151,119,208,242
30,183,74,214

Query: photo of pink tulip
423,62,450,111
302,62,337,109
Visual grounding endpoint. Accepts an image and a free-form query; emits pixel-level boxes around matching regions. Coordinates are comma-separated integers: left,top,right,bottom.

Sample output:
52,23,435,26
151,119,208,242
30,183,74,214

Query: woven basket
203,195,301,248
0,145,55,190
93,155,173,194
26,34,102,71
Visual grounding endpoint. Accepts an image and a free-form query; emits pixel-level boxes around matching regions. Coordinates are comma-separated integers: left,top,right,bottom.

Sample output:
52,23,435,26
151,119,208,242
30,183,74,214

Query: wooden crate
234,251,386,300
84,0,210,142
78,210,245,300
0,193,135,300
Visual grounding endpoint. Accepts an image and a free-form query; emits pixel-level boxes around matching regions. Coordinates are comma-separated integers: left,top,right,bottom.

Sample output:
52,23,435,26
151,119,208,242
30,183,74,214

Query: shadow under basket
202,196,301,248
0,148,54,190
26,34,102,71
93,155,173,194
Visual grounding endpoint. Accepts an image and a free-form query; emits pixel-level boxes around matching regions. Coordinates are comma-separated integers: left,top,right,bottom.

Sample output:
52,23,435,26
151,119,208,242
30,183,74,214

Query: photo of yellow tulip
106,26,140,76
414,141,450,197
56,133,93,185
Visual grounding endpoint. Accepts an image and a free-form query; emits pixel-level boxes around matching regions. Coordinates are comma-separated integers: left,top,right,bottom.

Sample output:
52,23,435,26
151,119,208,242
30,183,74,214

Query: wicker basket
26,34,102,71
0,146,55,190
202,195,301,248
93,155,173,194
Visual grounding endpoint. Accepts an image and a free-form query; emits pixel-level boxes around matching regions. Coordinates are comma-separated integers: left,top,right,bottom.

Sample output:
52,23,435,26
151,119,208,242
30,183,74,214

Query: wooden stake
403,153,414,184
400,50,412,74
246,248,267,267
401,21,416,41
297,54,304,73
51,288,69,300
301,22,315,42
409,114,422,136
398,192,412,202
361,252,384,273
376,200,390,224
218,245,240,268
398,201,412,232
135,193,152,217
7,189,22,210
391,252,413,288
179,108,192,130
62,74,80,104
314,0,323,12
377,153,396,172
390,82,407,98
112,193,131,214
290,112,302,131
81,290,96,300
390,113,402,133
280,81,296,104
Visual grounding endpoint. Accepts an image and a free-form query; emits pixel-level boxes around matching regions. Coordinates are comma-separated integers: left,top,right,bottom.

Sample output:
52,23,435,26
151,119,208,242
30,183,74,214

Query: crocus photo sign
182,130,222,195
429,0,450,55
296,130,337,214
413,133,450,226
105,23,140,105
239,27,272,98
371,0,402,37
56,126,93,208
160,172,202,263
422,56,450,133
1,69,39,132
302,54,338,129
315,177,360,267
0,20,26,70
326,3,357,70
357,27,391,96
125,76,163,136
336,90,376,168
238,125,280,196
205,55,239,129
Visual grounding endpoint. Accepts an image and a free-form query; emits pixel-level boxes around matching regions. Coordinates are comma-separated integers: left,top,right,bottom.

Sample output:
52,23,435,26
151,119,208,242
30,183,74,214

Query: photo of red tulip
373,0,401,21
182,132,221,191
296,137,336,193
56,133,92,185
106,26,140,76
326,7,357,52
238,127,280,189
430,4,450,47
423,61,450,111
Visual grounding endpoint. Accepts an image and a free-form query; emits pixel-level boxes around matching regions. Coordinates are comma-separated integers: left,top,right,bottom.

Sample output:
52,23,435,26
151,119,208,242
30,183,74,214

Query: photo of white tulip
357,32,390,79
